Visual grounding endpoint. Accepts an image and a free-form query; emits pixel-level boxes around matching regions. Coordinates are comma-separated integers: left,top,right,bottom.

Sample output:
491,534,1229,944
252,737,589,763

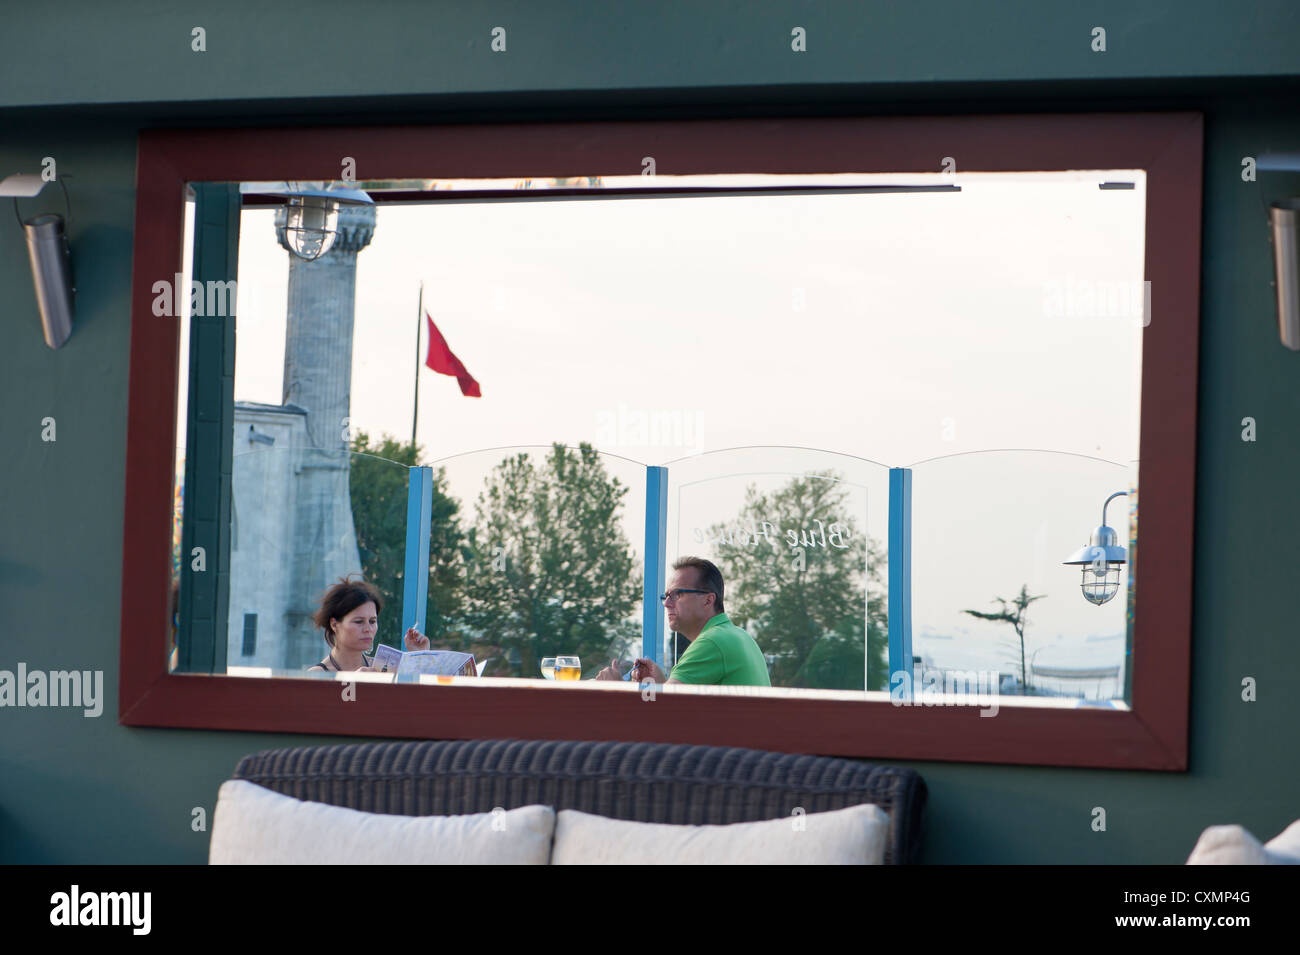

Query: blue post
402,465,433,639
642,466,668,672
888,468,913,701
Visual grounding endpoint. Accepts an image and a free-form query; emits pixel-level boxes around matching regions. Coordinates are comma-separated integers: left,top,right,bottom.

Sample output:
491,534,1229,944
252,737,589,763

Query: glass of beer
539,657,556,680
554,656,582,681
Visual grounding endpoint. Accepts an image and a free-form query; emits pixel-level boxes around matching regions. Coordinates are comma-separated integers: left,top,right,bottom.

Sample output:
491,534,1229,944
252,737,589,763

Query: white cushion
209,780,555,864
1186,820,1300,865
1264,820,1300,861
551,803,890,865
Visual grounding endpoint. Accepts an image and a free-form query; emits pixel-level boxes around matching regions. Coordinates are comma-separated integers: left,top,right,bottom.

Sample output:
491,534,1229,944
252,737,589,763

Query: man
596,557,770,687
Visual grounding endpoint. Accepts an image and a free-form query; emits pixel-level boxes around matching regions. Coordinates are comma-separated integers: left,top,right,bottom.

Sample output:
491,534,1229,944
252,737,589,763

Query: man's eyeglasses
660,589,712,604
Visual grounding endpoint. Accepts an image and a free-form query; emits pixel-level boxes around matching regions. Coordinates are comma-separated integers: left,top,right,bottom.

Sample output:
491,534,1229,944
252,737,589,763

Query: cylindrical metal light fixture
1270,198,1300,350
283,194,341,261
241,181,374,262
1063,491,1129,606
5,173,76,349
23,213,75,349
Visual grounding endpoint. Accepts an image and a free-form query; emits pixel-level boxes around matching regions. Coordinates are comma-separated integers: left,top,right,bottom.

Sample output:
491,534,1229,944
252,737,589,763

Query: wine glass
554,655,581,681
539,657,556,680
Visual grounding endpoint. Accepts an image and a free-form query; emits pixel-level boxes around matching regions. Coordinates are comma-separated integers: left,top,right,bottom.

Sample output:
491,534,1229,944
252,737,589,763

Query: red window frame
121,112,1202,769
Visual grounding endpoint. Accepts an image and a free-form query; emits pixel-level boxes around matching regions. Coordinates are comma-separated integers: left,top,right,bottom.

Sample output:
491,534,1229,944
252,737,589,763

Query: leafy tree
707,472,888,690
961,584,1046,693
462,443,641,677
348,432,470,649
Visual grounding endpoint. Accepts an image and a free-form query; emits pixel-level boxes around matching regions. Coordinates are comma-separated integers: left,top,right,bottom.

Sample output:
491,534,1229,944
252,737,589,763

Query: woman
307,576,430,673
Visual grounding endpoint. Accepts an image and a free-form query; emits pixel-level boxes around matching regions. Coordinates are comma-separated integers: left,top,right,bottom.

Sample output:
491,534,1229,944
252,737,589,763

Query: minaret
275,202,377,667
278,202,376,449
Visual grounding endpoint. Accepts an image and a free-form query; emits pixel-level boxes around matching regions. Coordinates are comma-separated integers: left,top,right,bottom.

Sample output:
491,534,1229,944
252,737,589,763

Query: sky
179,170,1147,694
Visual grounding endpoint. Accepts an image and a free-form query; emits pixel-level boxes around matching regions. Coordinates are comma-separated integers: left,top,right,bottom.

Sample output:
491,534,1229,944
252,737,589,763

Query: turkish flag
424,312,481,397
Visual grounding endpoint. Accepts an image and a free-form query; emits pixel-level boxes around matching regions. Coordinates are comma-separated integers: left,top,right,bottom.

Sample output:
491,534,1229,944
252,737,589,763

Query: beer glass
554,656,581,681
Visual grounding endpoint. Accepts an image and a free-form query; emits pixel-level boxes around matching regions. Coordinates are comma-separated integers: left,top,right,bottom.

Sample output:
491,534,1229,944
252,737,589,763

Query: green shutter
176,183,240,673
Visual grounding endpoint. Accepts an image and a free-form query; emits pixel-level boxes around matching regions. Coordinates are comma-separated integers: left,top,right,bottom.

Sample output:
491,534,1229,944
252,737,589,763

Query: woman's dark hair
313,575,384,648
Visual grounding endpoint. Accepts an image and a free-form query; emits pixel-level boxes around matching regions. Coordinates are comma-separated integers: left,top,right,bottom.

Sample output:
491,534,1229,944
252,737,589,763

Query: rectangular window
122,113,1202,768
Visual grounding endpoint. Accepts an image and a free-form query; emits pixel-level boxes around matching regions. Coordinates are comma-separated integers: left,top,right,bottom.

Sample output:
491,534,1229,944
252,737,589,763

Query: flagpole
411,281,423,452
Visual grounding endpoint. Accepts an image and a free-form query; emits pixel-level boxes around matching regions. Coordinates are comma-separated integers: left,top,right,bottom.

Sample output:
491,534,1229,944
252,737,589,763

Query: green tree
348,432,470,649
463,443,641,677
707,472,888,690
961,584,1045,693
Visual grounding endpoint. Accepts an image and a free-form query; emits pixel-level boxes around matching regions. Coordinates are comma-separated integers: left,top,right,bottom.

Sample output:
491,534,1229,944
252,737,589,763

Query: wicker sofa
227,737,928,864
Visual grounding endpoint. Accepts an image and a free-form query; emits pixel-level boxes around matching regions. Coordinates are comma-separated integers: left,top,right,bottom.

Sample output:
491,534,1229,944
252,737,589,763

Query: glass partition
663,447,892,691
414,444,646,681
907,450,1136,705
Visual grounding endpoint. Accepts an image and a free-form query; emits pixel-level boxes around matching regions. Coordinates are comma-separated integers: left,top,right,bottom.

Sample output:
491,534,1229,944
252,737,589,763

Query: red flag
424,312,481,397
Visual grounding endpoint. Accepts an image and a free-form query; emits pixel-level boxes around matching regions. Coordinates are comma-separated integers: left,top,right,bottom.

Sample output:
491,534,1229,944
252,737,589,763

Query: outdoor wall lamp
1270,196,1299,349
1259,153,1300,350
1,172,75,349
240,181,374,261
1062,490,1129,606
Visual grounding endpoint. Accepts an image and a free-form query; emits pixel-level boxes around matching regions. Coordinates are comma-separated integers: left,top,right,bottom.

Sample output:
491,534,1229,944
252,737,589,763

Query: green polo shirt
670,613,771,687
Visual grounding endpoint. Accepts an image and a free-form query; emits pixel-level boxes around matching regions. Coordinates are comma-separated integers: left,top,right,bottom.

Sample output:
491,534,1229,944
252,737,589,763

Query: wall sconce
1259,154,1300,350
1270,197,1299,350
2,173,75,349
240,181,374,261
1062,491,1129,606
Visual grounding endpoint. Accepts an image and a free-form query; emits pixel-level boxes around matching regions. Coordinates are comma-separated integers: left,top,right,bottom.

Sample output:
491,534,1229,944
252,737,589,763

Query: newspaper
371,644,478,679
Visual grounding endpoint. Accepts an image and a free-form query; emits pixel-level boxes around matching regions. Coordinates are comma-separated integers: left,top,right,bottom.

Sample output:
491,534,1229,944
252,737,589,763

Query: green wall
2,2,1299,863
3,0,1299,109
